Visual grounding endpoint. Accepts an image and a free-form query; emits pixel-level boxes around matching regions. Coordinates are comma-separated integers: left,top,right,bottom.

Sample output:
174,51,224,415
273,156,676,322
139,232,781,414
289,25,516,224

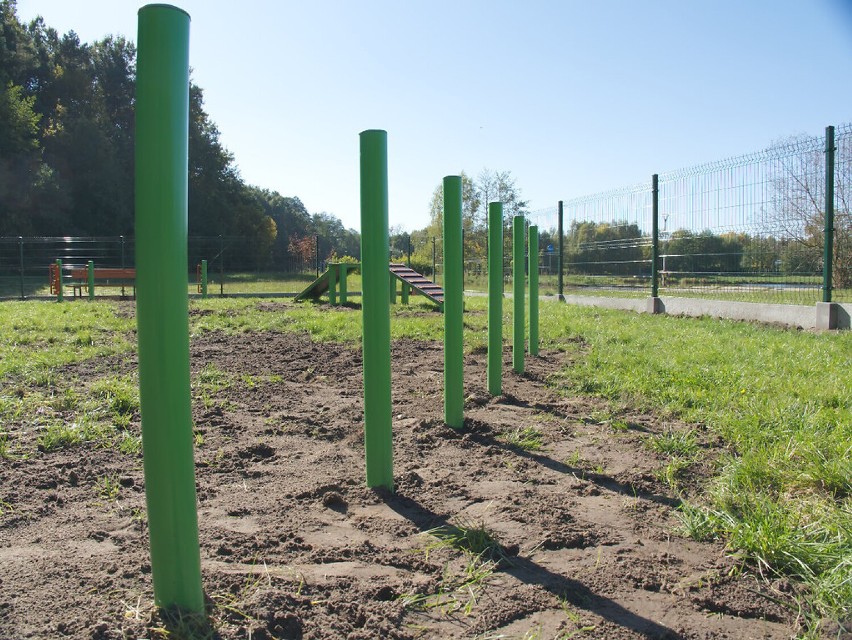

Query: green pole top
139,4,191,20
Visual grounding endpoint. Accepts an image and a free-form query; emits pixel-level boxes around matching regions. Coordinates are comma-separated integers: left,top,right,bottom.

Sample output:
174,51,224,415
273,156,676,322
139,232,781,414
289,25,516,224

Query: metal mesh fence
834,123,852,303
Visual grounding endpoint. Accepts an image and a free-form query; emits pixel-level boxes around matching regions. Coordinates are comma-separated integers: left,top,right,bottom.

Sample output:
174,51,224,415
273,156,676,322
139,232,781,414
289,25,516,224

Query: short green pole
329,263,338,305
360,130,393,490
557,201,564,300
135,4,203,613
512,216,525,374
87,260,95,300
823,126,835,303
487,203,503,395
56,258,63,302
389,272,397,304
443,175,464,429
339,264,348,304
401,282,409,305
528,226,539,356
201,259,208,298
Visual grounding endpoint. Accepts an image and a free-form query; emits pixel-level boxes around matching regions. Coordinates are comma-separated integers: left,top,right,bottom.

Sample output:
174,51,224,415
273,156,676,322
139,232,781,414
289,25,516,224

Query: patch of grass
424,517,507,562
400,554,497,617
499,426,545,452
37,420,84,452
96,474,121,502
655,457,693,490
91,375,139,421
543,303,851,628
118,432,142,456
647,428,699,458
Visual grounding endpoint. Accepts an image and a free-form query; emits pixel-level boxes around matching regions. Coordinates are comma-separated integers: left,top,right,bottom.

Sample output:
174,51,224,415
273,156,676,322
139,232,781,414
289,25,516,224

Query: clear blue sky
16,0,852,233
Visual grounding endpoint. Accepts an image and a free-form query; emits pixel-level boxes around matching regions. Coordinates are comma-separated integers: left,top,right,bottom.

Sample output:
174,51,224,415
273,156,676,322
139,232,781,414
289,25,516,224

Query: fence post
443,175,464,429
56,259,63,302
18,237,24,300
135,3,203,613
340,264,348,304
219,234,224,296
201,259,208,298
389,271,396,304
529,225,539,356
359,129,394,490
651,174,660,298
329,263,338,305
513,216,525,374
487,203,503,395
88,260,95,301
120,235,126,297
824,126,835,303
557,201,564,300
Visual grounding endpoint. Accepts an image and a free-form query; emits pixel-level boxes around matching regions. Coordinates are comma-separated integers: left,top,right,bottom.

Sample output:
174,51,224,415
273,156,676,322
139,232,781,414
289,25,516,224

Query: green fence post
201,259,208,298
359,130,393,490
337,262,349,304
443,176,464,429
824,126,835,303
557,201,564,301
401,282,409,305
389,271,397,304
512,216,525,374
487,203,503,395
135,4,203,614
651,174,659,298
87,260,95,301
528,226,539,356
56,258,63,302
329,263,338,305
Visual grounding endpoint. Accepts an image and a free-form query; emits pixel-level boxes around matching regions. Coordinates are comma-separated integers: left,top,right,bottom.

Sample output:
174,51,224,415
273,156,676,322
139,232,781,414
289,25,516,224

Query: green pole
329,263,338,305
401,282,409,305
443,176,464,429
389,272,397,304
339,264,348,304
87,260,95,301
56,258,63,302
512,216,525,374
359,130,393,490
487,203,503,395
135,4,203,613
528,226,539,356
201,259,208,298
651,174,659,298
557,201,564,301
824,126,835,303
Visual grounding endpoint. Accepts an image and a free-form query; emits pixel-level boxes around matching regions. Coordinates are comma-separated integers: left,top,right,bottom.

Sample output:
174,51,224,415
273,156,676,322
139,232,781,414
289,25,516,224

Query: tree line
0,1,358,268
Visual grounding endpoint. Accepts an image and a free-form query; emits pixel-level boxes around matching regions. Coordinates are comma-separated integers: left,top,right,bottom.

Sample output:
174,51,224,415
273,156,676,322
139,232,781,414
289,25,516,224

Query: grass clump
499,426,545,452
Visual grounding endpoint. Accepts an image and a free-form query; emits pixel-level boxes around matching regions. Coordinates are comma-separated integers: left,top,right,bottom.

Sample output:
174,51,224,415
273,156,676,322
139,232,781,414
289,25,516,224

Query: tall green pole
528,226,539,356
823,126,835,303
201,259,208,298
487,204,503,395
135,4,203,613
557,201,564,301
87,260,95,301
55,258,63,302
443,176,464,429
512,216,525,374
359,130,393,490
651,174,659,298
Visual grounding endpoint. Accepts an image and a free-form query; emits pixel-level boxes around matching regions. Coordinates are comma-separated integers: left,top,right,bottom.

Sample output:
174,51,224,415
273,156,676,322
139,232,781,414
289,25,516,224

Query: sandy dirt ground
0,305,799,639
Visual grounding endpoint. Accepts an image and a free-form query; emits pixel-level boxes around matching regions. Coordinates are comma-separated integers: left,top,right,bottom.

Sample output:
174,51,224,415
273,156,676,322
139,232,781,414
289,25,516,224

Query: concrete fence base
560,294,851,330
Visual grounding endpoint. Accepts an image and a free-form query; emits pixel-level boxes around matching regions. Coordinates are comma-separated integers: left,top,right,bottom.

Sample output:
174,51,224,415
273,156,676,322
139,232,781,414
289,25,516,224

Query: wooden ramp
389,263,444,306
296,264,444,308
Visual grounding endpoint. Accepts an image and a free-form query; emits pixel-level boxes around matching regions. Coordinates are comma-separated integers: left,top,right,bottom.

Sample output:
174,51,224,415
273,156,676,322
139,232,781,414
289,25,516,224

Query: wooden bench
49,264,136,298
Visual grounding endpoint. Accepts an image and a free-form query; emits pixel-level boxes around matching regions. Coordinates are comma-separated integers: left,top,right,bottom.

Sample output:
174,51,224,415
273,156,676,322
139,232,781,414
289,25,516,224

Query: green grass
499,426,545,451
544,303,851,628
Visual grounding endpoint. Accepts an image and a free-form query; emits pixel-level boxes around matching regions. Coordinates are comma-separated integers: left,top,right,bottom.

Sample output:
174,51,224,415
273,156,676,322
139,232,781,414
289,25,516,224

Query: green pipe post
389,272,397,304
87,260,95,301
512,216,525,374
401,282,409,305
557,201,564,300
339,264,348,304
443,176,464,428
56,258,63,302
651,174,659,298
329,263,338,305
487,203,503,395
824,126,835,303
135,4,203,613
201,259,208,298
359,130,393,490
528,226,539,356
